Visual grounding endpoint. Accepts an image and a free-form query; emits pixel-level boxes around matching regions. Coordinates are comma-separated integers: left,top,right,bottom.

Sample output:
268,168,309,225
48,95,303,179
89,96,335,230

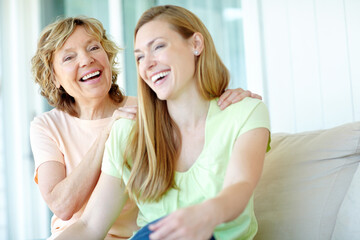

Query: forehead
135,20,181,48
58,26,97,51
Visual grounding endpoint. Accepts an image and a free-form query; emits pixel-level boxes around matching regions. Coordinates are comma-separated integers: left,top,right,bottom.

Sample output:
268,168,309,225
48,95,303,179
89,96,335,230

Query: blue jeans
132,218,216,240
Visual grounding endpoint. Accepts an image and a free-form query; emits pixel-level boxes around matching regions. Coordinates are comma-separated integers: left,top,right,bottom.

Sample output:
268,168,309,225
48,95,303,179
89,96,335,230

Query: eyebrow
61,38,98,53
134,37,162,53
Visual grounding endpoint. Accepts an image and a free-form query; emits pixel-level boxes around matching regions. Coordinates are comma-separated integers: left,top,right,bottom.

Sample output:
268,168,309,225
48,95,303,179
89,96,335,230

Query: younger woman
56,5,270,240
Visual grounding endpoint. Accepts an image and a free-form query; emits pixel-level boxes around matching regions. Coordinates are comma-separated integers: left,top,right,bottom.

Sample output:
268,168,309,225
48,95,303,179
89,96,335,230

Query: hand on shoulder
218,88,262,110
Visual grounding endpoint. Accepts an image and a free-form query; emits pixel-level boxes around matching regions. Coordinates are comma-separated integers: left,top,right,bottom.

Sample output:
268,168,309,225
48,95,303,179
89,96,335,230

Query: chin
156,96,167,101
153,91,166,101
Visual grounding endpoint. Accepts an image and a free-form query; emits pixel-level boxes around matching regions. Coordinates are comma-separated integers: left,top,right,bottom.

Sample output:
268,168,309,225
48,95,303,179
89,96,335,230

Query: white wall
243,0,360,133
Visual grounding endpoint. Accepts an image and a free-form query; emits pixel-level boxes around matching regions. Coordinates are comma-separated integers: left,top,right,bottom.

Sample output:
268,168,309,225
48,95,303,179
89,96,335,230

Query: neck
75,96,119,120
167,90,209,129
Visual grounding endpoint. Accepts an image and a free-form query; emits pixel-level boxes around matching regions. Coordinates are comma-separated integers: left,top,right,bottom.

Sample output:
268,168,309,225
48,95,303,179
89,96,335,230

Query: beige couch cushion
254,122,360,240
332,156,360,239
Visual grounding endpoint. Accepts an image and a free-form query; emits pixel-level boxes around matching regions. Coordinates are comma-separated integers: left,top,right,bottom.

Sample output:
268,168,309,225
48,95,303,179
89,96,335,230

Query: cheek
138,67,152,88
57,63,77,77
138,64,147,81
102,56,111,70
53,66,65,85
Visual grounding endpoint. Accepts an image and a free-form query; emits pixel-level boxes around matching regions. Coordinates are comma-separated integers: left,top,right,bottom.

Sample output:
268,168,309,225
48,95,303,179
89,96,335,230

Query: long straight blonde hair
125,5,230,202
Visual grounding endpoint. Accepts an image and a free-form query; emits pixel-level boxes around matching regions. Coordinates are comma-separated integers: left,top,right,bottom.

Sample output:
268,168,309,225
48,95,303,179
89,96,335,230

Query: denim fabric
131,218,215,240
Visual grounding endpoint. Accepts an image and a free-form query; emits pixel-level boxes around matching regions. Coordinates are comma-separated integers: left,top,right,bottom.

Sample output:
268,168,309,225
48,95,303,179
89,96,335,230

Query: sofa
254,121,360,240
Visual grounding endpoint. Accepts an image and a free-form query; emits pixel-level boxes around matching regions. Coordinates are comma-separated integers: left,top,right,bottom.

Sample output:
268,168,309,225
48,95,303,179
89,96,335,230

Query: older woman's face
52,26,112,104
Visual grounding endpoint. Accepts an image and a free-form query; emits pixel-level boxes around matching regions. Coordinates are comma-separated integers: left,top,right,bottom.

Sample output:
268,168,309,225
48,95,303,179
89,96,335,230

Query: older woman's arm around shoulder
55,171,128,240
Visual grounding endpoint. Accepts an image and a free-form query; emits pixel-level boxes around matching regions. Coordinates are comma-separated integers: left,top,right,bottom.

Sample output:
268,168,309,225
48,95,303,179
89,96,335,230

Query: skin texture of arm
37,129,110,220
54,172,128,240
37,96,138,220
148,128,270,240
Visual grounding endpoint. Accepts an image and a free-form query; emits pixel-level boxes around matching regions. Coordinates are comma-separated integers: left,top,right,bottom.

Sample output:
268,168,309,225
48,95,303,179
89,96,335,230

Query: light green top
102,98,270,240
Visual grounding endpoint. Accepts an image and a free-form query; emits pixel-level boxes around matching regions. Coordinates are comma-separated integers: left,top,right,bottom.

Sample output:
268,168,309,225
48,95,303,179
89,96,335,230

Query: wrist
200,198,225,228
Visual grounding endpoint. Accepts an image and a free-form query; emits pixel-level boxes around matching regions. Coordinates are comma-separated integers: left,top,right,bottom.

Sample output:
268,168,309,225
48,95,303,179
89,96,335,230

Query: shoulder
216,97,268,120
108,118,135,144
31,108,67,131
209,98,270,136
123,96,138,106
230,97,265,111
103,118,135,172
112,118,135,132
32,108,67,123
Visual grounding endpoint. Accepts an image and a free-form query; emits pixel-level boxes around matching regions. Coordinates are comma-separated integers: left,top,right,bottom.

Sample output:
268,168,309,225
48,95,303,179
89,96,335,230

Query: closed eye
155,44,165,50
89,45,100,51
63,55,73,62
136,55,144,63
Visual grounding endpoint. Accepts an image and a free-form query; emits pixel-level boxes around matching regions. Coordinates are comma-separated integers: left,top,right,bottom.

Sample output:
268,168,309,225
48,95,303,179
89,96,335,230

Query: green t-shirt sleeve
236,99,271,152
101,118,134,179
238,100,271,136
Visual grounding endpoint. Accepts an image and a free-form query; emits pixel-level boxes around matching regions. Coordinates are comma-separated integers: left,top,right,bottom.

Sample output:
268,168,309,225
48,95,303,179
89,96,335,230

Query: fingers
104,106,138,134
112,106,137,120
149,214,189,240
148,217,166,231
218,88,263,110
217,88,234,105
147,208,214,240
218,88,249,110
251,93,263,100
149,217,174,239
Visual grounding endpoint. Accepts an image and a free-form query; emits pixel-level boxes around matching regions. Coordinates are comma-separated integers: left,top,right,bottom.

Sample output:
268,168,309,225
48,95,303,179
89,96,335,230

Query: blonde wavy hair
125,5,230,202
31,16,124,116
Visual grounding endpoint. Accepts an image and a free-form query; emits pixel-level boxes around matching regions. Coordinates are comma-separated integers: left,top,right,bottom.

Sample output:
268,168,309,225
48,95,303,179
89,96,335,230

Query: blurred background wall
0,0,359,239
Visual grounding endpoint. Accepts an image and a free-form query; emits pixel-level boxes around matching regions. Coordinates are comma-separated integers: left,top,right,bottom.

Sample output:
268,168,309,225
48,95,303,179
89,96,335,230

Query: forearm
203,181,255,227
54,219,104,240
55,174,128,240
48,166,100,219
45,131,109,219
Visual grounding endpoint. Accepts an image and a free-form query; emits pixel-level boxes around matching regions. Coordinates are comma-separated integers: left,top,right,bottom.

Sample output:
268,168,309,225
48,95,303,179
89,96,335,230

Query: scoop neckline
175,100,215,177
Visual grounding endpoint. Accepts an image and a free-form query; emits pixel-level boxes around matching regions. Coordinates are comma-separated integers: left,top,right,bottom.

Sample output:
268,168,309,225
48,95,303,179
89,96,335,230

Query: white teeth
151,71,170,82
82,71,100,80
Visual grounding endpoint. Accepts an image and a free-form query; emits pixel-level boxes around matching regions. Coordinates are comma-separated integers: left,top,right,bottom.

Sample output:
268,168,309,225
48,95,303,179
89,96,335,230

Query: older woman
30,16,257,239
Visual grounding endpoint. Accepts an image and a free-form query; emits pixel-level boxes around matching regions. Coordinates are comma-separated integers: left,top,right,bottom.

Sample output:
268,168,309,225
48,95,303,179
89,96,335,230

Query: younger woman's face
134,20,198,101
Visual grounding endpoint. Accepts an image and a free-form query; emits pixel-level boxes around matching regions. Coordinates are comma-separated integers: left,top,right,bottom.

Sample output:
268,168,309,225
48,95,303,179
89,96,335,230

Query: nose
79,51,94,67
143,54,156,71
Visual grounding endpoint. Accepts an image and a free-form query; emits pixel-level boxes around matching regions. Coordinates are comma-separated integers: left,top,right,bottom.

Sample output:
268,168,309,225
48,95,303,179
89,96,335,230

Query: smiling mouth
151,71,170,83
80,71,101,81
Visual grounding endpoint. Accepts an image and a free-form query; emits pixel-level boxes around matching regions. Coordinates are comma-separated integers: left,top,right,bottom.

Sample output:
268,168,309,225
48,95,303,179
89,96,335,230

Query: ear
191,32,204,56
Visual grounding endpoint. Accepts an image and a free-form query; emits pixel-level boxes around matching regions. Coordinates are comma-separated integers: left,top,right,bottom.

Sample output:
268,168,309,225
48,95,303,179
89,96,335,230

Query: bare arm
54,172,128,240
204,128,269,223
37,97,138,220
37,130,109,220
